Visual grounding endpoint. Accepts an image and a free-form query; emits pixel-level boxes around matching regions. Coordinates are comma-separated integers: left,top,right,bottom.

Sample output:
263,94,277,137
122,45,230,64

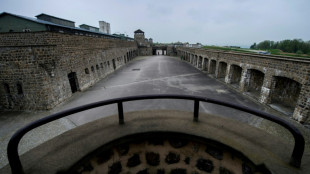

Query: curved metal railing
7,94,305,173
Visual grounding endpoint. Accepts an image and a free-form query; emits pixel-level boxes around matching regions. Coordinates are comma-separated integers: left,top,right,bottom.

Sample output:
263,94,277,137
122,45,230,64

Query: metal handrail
7,94,305,174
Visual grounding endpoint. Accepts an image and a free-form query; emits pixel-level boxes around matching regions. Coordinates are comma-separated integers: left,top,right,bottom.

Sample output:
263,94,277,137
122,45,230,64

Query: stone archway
218,62,227,79
198,56,203,69
270,76,302,115
210,60,216,74
244,69,265,99
230,65,242,88
203,58,208,71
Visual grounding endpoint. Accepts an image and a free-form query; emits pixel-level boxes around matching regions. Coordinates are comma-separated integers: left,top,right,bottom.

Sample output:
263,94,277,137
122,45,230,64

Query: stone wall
138,47,152,56
0,32,138,110
177,47,310,124
167,46,176,56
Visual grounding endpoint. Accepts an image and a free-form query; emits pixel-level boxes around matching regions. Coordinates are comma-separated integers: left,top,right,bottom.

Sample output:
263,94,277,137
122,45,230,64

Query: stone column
259,73,273,104
239,68,249,92
214,61,220,78
293,84,310,123
207,59,212,74
202,58,206,71
225,64,232,84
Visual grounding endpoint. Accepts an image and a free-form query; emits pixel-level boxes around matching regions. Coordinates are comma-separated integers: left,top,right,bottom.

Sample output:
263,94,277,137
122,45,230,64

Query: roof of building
79,24,99,29
0,12,58,26
134,29,144,33
35,13,75,23
0,12,130,39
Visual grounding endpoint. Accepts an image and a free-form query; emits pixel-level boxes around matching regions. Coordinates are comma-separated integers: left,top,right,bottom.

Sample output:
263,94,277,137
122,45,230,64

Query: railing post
118,102,124,125
7,135,25,174
289,132,305,168
193,100,199,122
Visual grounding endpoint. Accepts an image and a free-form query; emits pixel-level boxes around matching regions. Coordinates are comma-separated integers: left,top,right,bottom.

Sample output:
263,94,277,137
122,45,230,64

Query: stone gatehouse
177,47,310,124
0,32,138,110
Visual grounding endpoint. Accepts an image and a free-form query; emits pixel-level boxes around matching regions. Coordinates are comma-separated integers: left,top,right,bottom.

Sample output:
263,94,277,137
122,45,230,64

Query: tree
257,40,271,50
250,43,256,49
296,50,303,55
253,39,310,54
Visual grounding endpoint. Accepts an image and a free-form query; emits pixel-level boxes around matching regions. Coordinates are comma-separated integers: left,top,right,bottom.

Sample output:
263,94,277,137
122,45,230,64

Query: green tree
254,39,310,54
296,50,303,55
250,43,256,49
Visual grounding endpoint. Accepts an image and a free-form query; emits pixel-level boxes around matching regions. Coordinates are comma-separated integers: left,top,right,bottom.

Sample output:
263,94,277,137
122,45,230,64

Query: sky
1,0,310,47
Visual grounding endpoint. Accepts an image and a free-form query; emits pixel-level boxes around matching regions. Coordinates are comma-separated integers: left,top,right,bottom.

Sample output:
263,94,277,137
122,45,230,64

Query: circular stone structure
1,110,309,174
66,132,270,174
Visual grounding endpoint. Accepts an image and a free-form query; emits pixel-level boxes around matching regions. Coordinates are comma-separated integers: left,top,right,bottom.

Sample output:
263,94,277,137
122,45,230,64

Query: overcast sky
1,0,310,47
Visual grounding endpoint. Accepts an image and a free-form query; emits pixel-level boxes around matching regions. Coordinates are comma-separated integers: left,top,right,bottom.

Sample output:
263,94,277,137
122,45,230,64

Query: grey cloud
1,0,309,47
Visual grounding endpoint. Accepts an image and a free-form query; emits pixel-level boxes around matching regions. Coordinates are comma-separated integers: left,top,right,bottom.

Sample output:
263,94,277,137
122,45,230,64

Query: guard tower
134,29,145,46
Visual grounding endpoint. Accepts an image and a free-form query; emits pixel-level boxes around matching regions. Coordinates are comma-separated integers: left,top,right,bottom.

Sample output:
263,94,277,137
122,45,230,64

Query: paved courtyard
0,55,309,169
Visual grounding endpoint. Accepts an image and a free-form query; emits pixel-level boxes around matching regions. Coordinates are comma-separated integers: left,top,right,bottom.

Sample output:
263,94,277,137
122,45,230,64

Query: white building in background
99,21,111,34
186,43,202,48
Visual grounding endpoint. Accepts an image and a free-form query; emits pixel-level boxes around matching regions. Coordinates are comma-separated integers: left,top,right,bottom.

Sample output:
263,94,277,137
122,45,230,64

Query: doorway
68,72,79,93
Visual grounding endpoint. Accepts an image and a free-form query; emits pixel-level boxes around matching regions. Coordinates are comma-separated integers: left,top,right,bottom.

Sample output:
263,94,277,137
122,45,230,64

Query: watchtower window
4,83,10,94
17,83,23,94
